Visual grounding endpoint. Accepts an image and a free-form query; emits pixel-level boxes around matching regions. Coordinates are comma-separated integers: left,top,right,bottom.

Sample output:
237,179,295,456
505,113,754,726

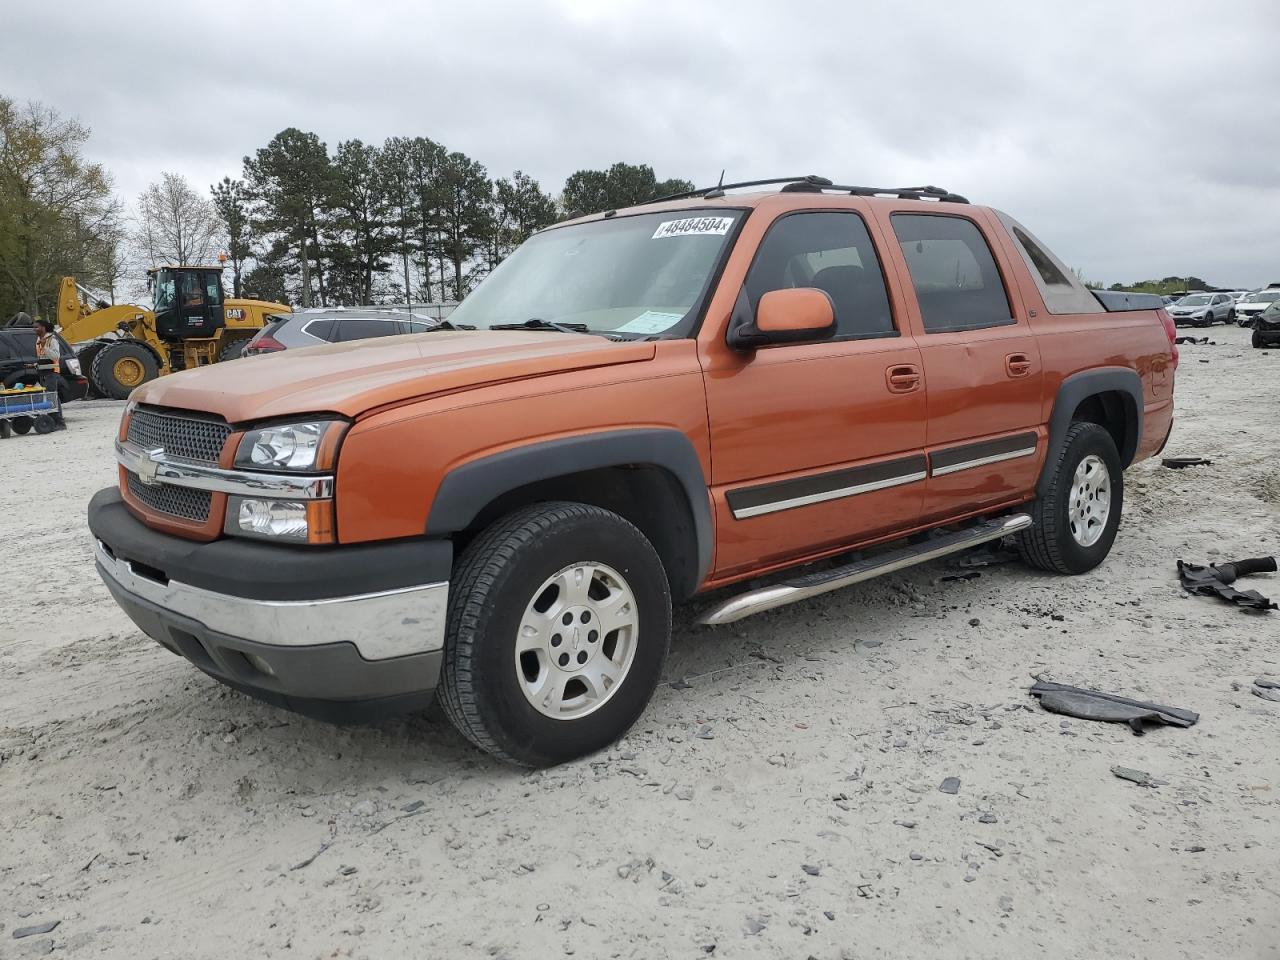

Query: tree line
0,95,693,318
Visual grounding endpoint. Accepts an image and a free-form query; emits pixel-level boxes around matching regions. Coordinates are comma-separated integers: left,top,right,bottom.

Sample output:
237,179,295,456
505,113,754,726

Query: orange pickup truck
88,176,1177,765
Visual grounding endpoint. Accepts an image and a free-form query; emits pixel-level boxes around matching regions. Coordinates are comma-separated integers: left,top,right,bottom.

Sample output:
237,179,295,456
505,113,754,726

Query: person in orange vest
32,317,66,430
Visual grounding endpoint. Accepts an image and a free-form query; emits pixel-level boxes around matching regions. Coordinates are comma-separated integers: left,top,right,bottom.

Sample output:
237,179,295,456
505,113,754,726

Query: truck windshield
448,209,744,337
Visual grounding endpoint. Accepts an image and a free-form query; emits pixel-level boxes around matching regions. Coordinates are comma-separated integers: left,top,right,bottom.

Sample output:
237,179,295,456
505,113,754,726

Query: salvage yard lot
2,323,1278,959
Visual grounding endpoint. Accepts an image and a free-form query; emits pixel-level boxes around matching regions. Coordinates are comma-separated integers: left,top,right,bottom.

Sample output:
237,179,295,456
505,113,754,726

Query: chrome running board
698,513,1033,626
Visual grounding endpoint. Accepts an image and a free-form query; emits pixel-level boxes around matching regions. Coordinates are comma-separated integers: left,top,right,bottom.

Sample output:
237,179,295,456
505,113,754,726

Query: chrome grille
126,471,212,522
127,408,230,464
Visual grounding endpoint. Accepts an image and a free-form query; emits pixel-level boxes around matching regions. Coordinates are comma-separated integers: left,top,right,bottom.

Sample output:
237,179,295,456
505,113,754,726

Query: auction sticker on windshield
616,310,685,334
652,216,735,239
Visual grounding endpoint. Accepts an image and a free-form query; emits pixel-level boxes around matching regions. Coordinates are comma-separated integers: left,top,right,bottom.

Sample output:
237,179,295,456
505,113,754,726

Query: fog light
244,652,276,677
225,496,335,544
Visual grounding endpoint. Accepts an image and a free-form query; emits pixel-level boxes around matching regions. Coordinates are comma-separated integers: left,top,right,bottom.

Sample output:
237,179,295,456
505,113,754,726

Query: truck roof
558,176,977,229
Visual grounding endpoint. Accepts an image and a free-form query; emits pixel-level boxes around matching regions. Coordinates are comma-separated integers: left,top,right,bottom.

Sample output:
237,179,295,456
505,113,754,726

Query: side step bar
698,513,1032,626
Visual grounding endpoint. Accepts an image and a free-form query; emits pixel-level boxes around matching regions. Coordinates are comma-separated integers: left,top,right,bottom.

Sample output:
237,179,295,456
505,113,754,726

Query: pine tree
243,128,335,306
437,152,493,300
560,163,693,216
488,171,556,269
211,176,252,298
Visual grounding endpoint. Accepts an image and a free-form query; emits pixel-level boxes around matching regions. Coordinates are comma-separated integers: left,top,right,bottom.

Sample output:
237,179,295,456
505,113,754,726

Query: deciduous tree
134,172,221,268
0,97,116,316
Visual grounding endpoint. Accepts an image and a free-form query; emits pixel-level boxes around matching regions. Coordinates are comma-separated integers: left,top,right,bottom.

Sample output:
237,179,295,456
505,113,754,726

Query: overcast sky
4,0,1278,287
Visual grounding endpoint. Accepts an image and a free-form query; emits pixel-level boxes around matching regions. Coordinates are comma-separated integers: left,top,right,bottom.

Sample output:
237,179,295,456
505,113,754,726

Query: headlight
235,419,345,471
226,496,334,543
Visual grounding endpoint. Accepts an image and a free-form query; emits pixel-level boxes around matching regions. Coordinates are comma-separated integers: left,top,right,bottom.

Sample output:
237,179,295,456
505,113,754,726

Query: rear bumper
88,487,451,722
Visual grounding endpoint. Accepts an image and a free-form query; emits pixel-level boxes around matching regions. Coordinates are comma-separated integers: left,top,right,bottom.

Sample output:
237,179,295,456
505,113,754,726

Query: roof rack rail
642,175,968,206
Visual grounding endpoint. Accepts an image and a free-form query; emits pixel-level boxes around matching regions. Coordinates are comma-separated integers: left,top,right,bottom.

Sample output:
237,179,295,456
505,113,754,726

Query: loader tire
92,341,159,400
218,339,247,362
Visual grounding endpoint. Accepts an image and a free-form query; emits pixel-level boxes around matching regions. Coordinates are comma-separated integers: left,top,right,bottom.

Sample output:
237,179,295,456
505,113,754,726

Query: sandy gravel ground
2,323,1278,960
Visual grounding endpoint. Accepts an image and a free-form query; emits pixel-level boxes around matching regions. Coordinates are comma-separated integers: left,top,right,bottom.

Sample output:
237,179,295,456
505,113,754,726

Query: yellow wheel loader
49,268,290,399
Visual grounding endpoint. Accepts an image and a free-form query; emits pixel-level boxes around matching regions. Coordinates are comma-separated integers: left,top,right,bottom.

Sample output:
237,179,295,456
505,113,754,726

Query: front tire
1254,330,1265,349
1018,422,1123,575
438,502,672,767
91,341,160,400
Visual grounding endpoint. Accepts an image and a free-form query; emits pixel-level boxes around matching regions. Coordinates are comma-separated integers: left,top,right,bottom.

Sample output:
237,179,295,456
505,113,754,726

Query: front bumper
88,488,451,722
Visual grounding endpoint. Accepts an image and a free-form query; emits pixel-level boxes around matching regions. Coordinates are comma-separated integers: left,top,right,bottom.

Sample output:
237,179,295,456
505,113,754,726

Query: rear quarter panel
982,217,1175,463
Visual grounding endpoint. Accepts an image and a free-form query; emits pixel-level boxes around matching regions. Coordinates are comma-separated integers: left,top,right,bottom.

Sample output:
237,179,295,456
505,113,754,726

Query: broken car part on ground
1030,679,1199,735
1177,557,1277,611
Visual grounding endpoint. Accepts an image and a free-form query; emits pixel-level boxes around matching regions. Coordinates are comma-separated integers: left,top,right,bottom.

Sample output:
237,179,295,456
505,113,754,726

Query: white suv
1235,289,1280,326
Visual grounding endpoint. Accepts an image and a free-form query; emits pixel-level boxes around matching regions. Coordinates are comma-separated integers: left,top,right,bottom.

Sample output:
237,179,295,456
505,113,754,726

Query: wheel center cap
552,606,597,672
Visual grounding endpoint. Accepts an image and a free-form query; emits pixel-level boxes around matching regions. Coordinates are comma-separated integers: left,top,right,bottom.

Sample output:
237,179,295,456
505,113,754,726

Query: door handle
886,364,922,393
1005,353,1033,378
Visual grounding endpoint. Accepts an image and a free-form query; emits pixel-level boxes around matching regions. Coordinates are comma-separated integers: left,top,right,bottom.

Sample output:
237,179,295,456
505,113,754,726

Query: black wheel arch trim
426,428,713,593
1038,367,1142,496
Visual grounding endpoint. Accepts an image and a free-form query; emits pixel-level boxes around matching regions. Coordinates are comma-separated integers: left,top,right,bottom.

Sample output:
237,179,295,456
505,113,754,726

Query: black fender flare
426,428,713,589
1038,367,1143,496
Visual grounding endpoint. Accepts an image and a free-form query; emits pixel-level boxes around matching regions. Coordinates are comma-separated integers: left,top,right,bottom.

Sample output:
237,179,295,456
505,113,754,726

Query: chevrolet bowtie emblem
137,448,165,486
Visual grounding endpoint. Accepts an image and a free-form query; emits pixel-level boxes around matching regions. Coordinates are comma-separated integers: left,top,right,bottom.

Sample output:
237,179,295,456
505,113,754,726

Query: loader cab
149,267,226,341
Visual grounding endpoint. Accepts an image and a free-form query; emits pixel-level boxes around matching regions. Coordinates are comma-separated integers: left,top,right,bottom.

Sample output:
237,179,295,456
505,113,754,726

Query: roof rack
643,175,968,206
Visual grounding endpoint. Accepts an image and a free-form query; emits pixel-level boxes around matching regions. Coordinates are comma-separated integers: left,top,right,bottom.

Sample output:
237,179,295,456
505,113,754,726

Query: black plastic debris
958,546,1018,569
1111,766,1166,787
1161,456,1212,469
940,570,981,583
1253,678,1280,703
1030,679,1198,736
12,920,60,939
1173,336,1213,345
1177,557,1277,611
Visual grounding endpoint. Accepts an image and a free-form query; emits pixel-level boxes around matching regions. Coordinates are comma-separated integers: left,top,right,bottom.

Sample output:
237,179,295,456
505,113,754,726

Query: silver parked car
1166,292,1235,327
241,306,458,356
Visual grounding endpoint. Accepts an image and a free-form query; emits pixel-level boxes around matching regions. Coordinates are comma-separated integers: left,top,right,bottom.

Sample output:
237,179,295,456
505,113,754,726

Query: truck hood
132,331,657,423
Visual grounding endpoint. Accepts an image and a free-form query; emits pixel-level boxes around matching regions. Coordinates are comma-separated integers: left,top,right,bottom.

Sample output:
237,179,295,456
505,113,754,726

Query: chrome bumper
95,540,448,661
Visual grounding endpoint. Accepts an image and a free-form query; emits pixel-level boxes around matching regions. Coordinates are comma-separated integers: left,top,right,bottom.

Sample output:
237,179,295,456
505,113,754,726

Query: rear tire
1018,422,1123,575
439,501,672,767
0,420,10,439
11,416,32,435
91,341,160,400
33,414,55,434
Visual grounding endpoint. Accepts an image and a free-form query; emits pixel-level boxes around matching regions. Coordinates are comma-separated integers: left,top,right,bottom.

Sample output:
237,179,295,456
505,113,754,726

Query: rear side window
301,318,335,341
891,214,1012,333
997,212,1103,315
336,318,403,342
745,211,895,339
1011,225,1070,288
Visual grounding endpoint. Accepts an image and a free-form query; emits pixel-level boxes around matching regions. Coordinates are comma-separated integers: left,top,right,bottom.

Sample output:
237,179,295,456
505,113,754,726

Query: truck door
881,210,1044,521
701,208,927,580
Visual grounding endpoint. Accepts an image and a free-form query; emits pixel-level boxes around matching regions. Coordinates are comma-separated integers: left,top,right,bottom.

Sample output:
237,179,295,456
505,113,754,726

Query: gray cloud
4,0,1278,285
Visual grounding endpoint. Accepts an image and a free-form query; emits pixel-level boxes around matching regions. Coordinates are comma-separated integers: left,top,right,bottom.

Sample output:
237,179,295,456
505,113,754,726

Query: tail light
246,333,286,354
1157,308,1178,368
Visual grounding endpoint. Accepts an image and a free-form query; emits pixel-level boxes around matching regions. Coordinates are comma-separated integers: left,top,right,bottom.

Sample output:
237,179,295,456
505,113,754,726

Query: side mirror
726,286,836,350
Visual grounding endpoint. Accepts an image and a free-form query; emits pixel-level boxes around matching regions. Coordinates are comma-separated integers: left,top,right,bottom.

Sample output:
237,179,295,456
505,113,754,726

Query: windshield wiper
423,320,476,331
489,317,591,334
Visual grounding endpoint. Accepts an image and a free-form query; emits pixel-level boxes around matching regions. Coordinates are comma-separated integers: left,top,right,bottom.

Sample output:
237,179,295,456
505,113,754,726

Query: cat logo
226,308,245,321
